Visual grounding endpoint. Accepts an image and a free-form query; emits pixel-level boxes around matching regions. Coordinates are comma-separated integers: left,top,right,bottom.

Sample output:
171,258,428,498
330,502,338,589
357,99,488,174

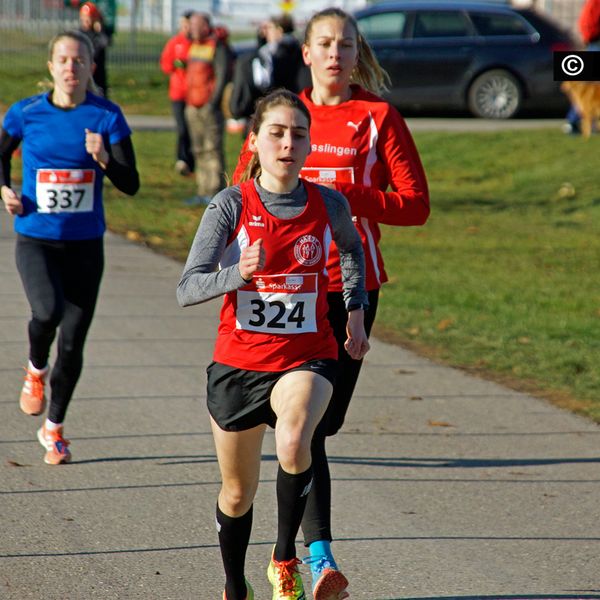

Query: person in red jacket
233,7,429,599
160,10,194,175
564,0,600,134
579,0,600,48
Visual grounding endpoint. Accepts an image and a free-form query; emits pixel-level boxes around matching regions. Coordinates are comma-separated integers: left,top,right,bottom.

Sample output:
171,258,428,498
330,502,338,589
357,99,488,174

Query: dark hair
195,11,211,25
303,7,390,95
239,89,311,183
273,13,295,34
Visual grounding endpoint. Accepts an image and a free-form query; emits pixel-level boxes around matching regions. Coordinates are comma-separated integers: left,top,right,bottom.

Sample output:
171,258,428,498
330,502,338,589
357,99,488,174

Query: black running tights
301,289,379,545
15,234,104,424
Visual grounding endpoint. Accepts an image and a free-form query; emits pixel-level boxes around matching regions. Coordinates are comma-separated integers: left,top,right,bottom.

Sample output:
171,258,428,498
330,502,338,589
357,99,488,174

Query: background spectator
66,0,117,43
184,12,231,205
564,0,600,133
229,15,309,136
79,1,109,96
270,14,310,92
579,0,600,49
160,10,194,176
228,21,269,134
254,15,308,93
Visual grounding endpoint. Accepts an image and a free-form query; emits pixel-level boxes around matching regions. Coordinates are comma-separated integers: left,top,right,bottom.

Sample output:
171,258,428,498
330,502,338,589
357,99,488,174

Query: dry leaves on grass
437,318,454,331
428,420,455,428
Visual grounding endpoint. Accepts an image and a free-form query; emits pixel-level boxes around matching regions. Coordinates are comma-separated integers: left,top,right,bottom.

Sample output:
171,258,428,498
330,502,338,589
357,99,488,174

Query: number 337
45,188,85,209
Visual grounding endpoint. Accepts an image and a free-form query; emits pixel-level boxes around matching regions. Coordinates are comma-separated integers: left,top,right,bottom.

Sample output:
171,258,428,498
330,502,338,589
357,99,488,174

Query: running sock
217,504,252,600
44,419,62,432
274,465,313,561
308,540,338,589
28,360,48,375
301,429,332,544
309,540,335,563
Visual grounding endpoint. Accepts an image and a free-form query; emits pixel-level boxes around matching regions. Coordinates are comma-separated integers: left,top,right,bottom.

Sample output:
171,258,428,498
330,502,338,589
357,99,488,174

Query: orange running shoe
20,366,48,416
304,555,349,600
37,424,71,465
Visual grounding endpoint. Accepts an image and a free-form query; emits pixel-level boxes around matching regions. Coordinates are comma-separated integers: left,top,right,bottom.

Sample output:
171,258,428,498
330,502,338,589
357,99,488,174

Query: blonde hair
48,30,101,95
304,8,391,96
238,89,311,183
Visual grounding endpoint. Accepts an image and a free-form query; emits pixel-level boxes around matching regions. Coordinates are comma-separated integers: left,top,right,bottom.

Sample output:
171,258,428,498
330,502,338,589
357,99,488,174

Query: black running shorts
206,359,338,432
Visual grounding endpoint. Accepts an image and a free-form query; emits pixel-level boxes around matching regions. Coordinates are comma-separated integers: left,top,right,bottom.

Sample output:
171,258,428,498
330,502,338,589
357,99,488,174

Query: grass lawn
97,127,600,422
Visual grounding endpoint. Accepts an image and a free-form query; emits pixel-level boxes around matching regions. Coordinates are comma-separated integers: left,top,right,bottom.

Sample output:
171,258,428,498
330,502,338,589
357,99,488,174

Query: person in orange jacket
160,10,194,175
183,12,232,205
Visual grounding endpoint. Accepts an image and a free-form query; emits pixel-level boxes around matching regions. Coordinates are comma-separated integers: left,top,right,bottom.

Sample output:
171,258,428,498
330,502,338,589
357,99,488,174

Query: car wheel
468,69,522,119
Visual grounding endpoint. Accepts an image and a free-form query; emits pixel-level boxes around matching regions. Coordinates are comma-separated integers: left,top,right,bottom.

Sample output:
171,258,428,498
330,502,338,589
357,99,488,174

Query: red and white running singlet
213,180,338,371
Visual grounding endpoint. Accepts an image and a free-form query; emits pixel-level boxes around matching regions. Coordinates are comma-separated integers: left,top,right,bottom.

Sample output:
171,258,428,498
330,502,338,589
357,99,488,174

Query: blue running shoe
303,555,349,600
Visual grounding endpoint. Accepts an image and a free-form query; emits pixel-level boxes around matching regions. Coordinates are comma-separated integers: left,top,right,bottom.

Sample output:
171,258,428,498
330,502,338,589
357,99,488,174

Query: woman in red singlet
177,89,369,600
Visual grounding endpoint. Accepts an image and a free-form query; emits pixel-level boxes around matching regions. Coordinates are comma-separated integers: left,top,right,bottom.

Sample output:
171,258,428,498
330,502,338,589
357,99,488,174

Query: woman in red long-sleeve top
233,9,429,599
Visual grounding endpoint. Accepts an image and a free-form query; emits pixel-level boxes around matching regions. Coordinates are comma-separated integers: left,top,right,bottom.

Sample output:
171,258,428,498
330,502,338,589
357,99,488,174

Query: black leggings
15,234,104,423
302,289,379,545
172,100,194,170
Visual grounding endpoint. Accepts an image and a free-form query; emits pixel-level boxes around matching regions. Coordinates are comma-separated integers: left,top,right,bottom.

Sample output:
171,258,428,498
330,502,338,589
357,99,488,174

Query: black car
354,1,575,118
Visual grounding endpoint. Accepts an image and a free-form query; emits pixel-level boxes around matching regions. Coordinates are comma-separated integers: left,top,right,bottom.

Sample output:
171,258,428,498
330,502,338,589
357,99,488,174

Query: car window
469,12,531,36
357,11,407,40
413,11,471,38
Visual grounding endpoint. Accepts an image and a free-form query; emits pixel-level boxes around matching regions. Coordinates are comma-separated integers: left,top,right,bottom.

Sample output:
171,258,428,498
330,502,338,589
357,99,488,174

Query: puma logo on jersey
346,120,361,132
249,215,265,227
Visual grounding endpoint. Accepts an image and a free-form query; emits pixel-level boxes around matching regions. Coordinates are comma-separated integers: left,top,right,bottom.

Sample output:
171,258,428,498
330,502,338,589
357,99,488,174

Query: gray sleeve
176,186,248,307
319,185,369,309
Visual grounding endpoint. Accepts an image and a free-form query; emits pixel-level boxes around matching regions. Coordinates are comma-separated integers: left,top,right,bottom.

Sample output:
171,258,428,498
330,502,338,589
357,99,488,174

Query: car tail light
551,42,575,52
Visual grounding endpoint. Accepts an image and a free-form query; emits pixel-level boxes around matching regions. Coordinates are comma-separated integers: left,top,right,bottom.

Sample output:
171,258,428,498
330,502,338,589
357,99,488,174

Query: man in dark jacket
229,15,309,136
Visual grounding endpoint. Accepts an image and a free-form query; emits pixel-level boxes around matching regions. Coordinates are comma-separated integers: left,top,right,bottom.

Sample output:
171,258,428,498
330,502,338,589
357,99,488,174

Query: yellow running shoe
267,550,306,599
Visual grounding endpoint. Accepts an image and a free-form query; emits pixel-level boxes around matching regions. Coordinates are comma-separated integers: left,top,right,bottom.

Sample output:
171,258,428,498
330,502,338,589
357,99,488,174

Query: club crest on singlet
294,235,322,266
